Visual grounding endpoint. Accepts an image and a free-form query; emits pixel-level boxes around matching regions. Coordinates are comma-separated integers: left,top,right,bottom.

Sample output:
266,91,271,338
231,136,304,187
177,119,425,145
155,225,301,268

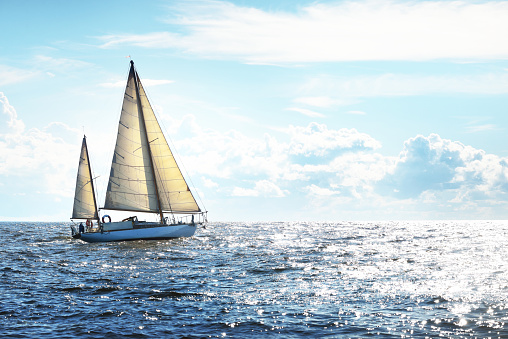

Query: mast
83,135,100,225
131,60,165,223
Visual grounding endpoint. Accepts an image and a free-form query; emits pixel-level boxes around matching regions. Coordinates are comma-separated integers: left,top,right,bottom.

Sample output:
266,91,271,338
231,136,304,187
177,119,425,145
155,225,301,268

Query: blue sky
1,0,508,221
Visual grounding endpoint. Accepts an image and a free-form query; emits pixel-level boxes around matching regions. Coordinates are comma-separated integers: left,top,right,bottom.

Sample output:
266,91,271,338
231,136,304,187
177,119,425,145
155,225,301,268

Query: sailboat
70,60,206,242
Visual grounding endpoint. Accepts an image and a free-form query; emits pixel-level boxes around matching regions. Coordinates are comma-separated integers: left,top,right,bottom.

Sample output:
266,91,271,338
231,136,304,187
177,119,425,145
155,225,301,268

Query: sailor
191,215,194,225
79,222,85,233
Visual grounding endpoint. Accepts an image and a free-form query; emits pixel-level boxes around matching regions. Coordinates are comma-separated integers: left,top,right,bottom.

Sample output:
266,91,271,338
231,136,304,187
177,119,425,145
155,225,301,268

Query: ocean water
0,221,507,338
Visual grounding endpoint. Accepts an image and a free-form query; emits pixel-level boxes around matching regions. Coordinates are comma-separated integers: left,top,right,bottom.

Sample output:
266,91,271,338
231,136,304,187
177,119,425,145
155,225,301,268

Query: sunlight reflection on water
0,221,507,337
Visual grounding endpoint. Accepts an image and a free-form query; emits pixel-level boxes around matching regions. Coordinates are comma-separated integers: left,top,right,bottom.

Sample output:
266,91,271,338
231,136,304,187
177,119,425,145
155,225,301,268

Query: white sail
72,136,98,219
104,62,200,214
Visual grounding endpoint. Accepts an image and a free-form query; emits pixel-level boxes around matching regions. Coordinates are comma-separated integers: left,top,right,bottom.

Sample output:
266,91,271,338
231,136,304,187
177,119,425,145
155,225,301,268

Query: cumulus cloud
3,90,507,219
0,92,80,197
287,122,381,157
0,93,25,135
99,0,508,63
305,184,340,197
378,134,508,204
202,176,219,188
232,180,288,197
171,115,508,218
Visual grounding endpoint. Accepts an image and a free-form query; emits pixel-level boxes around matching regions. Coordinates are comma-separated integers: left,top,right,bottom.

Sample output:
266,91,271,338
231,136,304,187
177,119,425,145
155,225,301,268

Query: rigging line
133,63,165,223
152,98,207,213
135,75,178,217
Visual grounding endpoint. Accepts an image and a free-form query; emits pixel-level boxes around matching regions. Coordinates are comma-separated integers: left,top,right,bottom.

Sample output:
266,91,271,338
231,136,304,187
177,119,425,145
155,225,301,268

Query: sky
1,0,508,222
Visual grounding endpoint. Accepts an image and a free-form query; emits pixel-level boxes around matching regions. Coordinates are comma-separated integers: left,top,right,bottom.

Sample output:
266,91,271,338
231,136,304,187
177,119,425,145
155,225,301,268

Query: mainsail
104,61,200,215
72,136,99,219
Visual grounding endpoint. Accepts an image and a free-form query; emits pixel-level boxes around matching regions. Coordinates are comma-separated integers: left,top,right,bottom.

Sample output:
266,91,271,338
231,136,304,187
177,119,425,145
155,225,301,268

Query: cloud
0,92,25,134
465,124,499,133
202,176,219,188
0,92,80,198
170,117,384,189
286,107,325,118
287,122,382,157
2,88,507,219
299,73,508,102
232,180,288,197
33,55,92,70
0,65,38,86
330,152,394,196
379,134,467,198
377,134,508,204
305,184,340,197
98,32,180,49
99,0,508,63
172,114,508,218
294,96,341,108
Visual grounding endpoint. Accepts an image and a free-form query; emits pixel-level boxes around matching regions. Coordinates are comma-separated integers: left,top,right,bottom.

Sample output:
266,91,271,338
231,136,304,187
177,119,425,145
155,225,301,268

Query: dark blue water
1,221,507,338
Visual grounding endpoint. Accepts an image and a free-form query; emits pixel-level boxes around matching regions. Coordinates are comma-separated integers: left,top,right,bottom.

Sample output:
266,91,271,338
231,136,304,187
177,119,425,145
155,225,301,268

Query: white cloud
0,65,37,86
170,117,385,192
465,124,499,133
99,1,508,63
305,184,340,197
174,115,508,218
33,55,92,70
378,134,508,204
0,92,25,134
98,32,180,49
300,73,508,101
4,88,506,219
286,107,325,118
0,56,96,87
232,180,288,197
202,176,219,188
0,92,80,198
287,122,381,157
294,96,340,108
331,152,394,192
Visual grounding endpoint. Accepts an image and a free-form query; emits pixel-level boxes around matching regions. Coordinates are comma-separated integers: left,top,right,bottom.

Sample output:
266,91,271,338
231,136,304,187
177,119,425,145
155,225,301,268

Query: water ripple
0,221,507,337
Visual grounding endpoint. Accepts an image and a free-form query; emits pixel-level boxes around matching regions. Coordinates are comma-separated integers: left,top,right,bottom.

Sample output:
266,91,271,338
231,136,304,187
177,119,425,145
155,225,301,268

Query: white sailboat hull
76,223,197,243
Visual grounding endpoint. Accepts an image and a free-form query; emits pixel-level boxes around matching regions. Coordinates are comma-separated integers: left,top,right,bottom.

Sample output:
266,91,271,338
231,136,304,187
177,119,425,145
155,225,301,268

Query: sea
0,221,506,338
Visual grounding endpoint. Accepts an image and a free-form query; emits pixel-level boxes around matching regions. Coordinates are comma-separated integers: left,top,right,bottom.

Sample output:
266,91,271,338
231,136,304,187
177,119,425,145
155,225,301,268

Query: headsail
72,136,99,219
104,61,201,214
